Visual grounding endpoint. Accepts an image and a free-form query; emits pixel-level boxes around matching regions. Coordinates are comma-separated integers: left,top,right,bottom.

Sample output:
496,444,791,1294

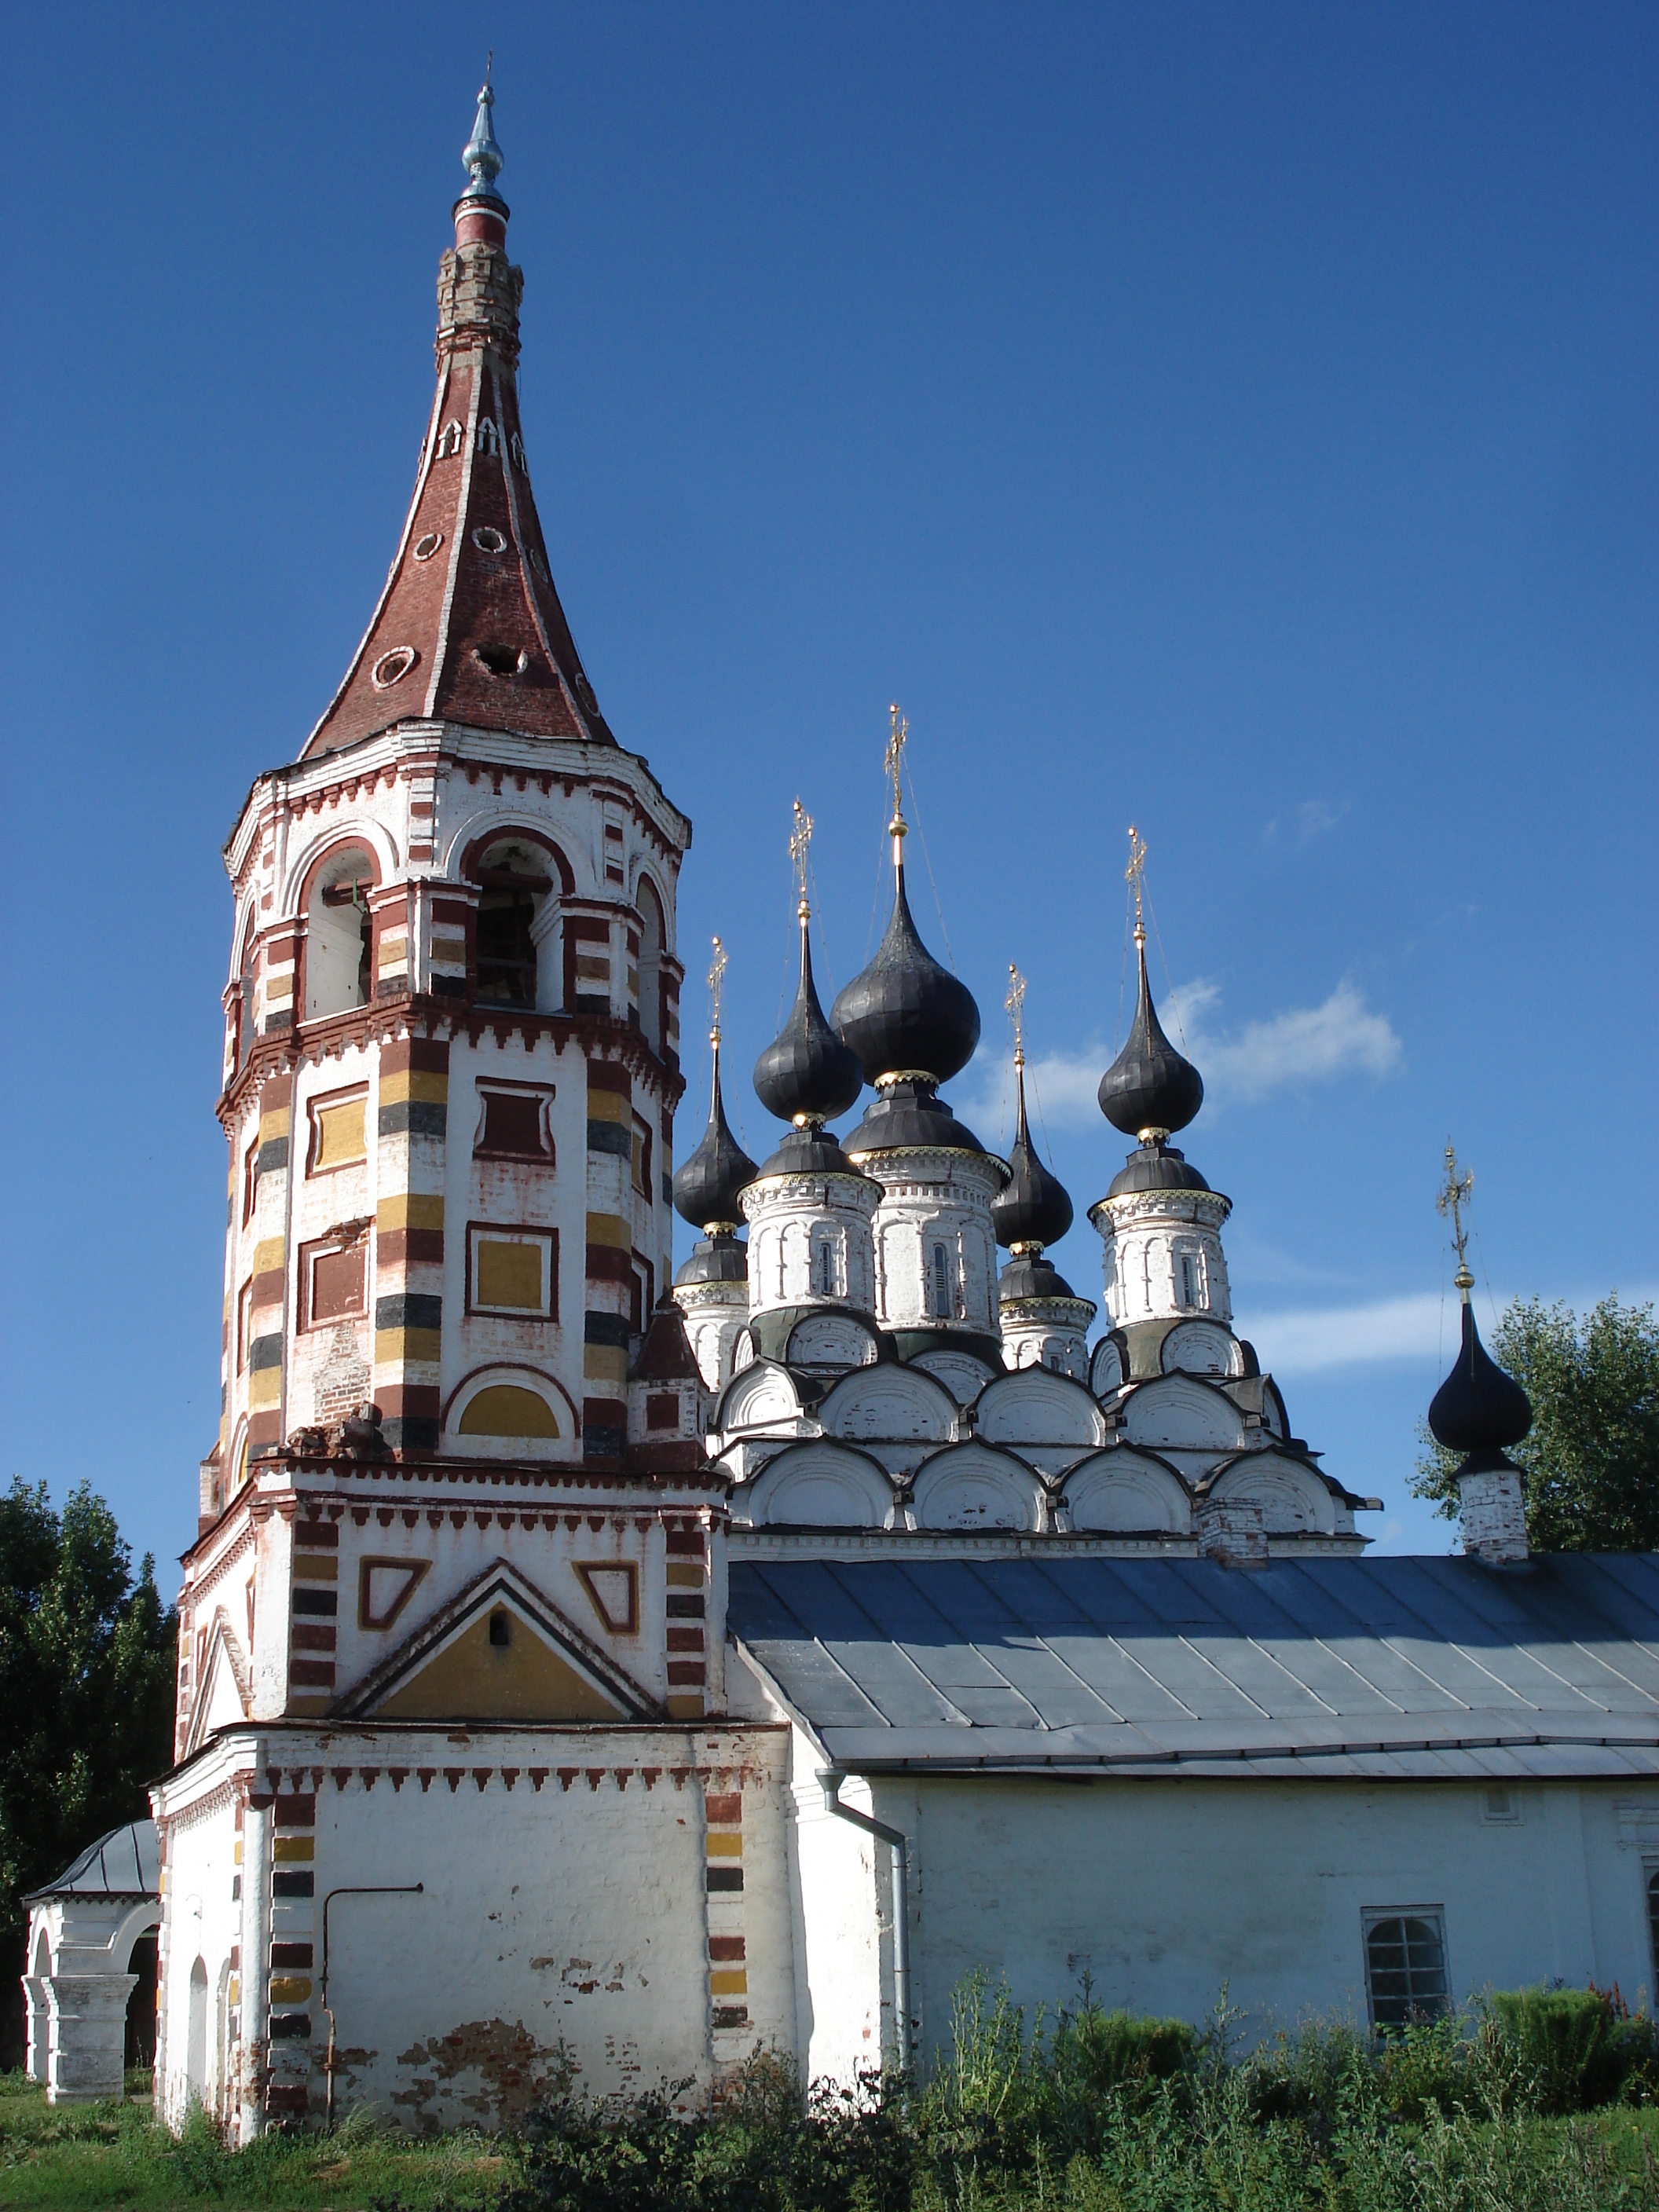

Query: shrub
1489,1986,1635,2114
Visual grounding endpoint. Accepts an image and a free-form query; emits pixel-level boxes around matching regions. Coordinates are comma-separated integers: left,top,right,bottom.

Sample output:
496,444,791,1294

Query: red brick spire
303,74,614,758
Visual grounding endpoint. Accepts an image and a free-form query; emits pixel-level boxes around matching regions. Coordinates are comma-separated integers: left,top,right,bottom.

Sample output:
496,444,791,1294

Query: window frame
297,1234,369,1332
236,1280,254,1373
305,1084,371,1177
1362,1906,1451,2031
466,1221,558,1322
472,1081,555,1163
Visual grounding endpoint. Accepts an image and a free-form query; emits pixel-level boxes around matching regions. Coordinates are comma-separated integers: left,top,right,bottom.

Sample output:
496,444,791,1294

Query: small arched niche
305,844,379,1020
473,836,555,1009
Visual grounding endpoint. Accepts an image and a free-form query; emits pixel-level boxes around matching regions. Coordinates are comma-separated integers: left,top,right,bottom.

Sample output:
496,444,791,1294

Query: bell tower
212,75,691,1512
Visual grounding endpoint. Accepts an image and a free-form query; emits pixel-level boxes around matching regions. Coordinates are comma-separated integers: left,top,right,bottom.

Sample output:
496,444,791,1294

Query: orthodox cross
1436,1143,1475,1291
885,704,909,826
1126,826,1148,945
1005,963,1027,1069
790,797,814,917
707,935,727,1047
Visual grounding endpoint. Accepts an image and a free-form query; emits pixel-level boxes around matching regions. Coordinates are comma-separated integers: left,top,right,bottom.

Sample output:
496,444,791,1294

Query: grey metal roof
25,1819,159,1903
728,1553,1659,1781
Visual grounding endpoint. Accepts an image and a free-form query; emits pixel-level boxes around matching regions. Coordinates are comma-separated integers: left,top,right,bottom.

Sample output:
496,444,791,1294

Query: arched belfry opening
474,837,555,1009
637,877,665,1052
305,845,378,1020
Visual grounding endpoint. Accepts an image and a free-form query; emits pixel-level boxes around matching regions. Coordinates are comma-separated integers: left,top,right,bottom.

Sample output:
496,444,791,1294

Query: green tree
0,1478,177,2063
1412,1295,1659,1552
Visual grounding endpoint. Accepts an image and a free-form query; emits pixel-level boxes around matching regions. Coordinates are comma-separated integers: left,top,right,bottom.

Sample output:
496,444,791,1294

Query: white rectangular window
1363,1909,1449,2029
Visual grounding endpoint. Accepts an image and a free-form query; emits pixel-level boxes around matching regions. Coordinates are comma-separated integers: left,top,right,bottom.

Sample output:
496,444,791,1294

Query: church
24,80,1659,2132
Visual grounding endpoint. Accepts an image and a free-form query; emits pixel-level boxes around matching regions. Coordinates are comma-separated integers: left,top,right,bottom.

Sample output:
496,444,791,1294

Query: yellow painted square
273,1836,314,1862
705,1833,743,1857
709,1970,748,1996
477,1239,544,1311
312,1098,367,1170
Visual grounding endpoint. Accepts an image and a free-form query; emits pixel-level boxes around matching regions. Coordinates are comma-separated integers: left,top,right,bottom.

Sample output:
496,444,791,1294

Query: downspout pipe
819,1769,911,2070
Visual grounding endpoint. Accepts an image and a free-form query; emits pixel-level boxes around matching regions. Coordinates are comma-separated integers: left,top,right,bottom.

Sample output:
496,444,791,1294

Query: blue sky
2,4,1654,1575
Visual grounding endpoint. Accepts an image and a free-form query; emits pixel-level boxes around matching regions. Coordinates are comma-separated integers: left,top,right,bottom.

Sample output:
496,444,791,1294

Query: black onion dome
674,1231,749,1289
1099,938,1203,1139
998,1251,1082,1304
753,916,865,1125
844,1078,996,1163
754,1122,872,1183
672,1042,757,1232
1105,1141,1211,1199
831,861,980,1087
991,1063,1074,1252
1429,1299,1533,1472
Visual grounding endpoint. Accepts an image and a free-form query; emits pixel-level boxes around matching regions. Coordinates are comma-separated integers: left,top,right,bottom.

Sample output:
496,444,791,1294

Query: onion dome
754,906,864,1127
672,1036,756,1233
844,1079,993,1161
1106,1141,1211,1199
998,1251,1082,1303
831,767,980,1087
992,1050,1074,1254
1430,1291,1533,1473
753,1122,866,1182
1099,931,1203,1141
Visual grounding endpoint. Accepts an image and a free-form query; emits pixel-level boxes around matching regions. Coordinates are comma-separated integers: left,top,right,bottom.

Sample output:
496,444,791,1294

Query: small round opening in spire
471,525,509,556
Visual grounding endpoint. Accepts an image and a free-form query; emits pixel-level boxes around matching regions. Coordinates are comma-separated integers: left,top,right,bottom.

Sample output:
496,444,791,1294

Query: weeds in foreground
9,1976,1659,2210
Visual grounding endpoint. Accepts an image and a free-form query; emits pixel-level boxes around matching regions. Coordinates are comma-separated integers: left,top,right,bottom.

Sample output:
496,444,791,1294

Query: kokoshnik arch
108,79,1659,2138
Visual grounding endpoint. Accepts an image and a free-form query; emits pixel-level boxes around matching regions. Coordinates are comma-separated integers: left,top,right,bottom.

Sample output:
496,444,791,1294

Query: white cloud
1296,797,1350,842
959,977,1401,1131
1241,1292,1445,1375
1183,978,1401,1101
1264,797,1350,846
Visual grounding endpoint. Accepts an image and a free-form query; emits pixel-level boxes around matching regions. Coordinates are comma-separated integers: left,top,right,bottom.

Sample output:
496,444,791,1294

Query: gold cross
1126,826,1148,942
1436,1143,1474,1287
789,797,814,915
707,935,727,1046
1005,963,1027,1064
885,703,908,824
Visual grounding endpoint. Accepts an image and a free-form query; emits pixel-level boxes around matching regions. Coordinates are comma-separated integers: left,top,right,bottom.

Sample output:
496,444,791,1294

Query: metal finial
461,62,505,198
884,705,909,840
707,936,727,1047
1005,962,1027,1068
1436,1143,1475,1295
1126,826,1148,947
790,798,815,920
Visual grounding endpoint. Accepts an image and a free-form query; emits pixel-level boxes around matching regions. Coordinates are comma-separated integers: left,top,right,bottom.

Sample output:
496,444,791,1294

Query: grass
10,1986,1659,2211
0,2071,504,2208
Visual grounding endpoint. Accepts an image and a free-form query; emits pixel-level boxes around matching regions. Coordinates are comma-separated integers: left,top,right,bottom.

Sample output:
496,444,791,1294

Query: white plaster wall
159,1804,242,2129
1095,1191,1233,1331
861,1161,1003,1335
877,1776,1659,2056
782,1730,888,2082
743,1177,878,1322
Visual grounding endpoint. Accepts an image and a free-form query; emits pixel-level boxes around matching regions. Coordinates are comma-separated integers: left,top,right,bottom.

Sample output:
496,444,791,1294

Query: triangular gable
185,1611,251,1757
341,1561,659,1724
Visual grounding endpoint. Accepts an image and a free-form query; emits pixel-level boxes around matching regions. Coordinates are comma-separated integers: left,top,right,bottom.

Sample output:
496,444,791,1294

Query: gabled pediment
339,1561,660,1724
186,1611,251,1757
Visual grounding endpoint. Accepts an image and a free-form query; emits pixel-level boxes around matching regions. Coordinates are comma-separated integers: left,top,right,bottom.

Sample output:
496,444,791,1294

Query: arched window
474,838,551,1007
819,1241,836,1298
1180,1253,1199,1309
477,416,500,455
931,1241,951,1320
1364,1913,1448,2030
636,879,665,1053
304,846,376,1021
